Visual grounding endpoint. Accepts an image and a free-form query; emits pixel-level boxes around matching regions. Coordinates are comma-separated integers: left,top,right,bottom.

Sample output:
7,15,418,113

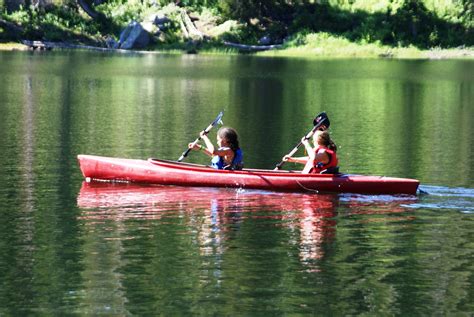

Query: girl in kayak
189,127,244,170
283,130,338,174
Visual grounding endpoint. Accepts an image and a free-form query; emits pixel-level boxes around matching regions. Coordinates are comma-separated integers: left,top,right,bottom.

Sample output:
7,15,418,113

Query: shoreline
1,42,473,60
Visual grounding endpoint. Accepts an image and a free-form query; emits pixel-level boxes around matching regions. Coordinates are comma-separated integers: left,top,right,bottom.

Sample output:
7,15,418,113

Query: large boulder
118,21,150,49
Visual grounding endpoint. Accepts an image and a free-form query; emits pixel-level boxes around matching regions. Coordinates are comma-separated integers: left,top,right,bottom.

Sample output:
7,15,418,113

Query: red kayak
77,154,420,195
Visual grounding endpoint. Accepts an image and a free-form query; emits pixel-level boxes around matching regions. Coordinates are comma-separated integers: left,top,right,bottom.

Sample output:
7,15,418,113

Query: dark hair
316,130,337,152
218,127,240,151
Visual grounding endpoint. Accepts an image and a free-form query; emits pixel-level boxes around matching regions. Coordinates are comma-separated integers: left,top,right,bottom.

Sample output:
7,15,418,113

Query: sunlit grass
0,42,28,50
256,32,473,59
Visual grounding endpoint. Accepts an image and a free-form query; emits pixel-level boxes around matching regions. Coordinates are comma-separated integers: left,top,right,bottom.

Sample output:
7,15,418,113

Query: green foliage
4,4,102,42
218,0,291,23
288,0,473,48
96,0,153,28
0,0,472,50
156,0,219,7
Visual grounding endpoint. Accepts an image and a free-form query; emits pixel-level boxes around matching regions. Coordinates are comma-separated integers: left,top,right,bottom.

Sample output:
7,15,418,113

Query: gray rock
119,21,150,49
154,15,171,26
258,36,271,45
105,36,119,49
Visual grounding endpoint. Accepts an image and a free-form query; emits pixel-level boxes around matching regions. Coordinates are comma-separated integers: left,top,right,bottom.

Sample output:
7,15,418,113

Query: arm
200,133,215,153
213,147,234,158
301,138,316,160
284,155,309,165
188,132,214,157
188,143,213,157
200,132,236,159
281,137,316,165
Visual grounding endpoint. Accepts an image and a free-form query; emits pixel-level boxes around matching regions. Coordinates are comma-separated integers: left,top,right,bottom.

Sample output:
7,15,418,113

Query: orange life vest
308,146,338,174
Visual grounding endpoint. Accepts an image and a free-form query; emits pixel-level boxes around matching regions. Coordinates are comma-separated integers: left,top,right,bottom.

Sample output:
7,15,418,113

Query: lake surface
0,51,473,315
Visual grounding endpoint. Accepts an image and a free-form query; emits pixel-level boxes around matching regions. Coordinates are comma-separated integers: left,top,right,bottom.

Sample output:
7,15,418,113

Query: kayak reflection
77,182,339,219
77,182,417,268
77,182,340,263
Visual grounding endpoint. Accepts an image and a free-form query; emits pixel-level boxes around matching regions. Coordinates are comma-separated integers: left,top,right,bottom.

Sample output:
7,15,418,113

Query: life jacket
211,148,244,170
303,146,338,174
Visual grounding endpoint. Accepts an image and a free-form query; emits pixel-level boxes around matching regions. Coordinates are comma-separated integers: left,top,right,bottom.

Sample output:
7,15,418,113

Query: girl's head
314,130,337,152
217,127,240,150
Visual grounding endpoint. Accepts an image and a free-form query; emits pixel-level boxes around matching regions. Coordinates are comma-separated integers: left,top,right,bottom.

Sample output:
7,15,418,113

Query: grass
2,39,472,60
256,32,474,59
2,34,472,59
0,42,28,50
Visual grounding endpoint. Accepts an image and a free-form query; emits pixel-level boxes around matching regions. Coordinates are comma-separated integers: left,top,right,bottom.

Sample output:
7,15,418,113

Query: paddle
177,111,224,162
274,112,330,170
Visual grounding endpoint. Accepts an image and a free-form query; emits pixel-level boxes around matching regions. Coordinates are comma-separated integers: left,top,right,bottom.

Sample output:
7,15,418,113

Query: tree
219,0,292,23
76,0,107,21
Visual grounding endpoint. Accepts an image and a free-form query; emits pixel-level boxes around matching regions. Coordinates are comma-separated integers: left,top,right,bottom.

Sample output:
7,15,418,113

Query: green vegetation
0,3,103,44
257,31,473,59
0,0,473,57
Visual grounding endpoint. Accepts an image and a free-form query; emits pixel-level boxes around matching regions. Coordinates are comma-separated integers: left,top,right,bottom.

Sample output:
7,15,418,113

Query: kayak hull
77,155,420,195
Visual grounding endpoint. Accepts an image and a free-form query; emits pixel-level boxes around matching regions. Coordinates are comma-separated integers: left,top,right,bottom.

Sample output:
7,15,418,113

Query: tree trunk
77,0,106,21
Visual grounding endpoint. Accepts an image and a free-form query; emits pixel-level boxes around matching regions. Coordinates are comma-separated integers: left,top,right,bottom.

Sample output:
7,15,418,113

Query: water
0,51,473,315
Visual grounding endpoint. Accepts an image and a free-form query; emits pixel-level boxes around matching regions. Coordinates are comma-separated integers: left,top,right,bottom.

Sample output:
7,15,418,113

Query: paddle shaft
274,117,328,170
177,112,223,162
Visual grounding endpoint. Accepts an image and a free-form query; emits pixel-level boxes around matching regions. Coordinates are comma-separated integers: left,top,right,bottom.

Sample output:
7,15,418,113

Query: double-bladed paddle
177,111,224,162
274,112,330,170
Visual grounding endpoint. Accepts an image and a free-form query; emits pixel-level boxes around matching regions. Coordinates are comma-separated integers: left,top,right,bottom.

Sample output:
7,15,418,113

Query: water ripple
407,185,474,213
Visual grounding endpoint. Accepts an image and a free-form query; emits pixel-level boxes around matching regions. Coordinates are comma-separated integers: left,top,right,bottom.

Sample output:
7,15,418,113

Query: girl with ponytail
284,130,338,174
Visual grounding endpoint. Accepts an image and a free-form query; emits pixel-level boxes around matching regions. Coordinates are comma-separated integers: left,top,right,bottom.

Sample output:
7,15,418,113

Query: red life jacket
310,146,338,173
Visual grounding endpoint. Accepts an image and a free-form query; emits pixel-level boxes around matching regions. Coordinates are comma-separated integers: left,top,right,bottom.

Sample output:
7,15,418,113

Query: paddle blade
313,112,330,129
212,111,224,126
177,148,191,162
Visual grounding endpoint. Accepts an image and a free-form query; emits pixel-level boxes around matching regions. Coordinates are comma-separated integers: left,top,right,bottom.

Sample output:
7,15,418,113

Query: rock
258,36,271,45
118,21,150,49
144,14,171,31
145,14,171,26
141,21,160,35
154,15,171,26
105,36,119,49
